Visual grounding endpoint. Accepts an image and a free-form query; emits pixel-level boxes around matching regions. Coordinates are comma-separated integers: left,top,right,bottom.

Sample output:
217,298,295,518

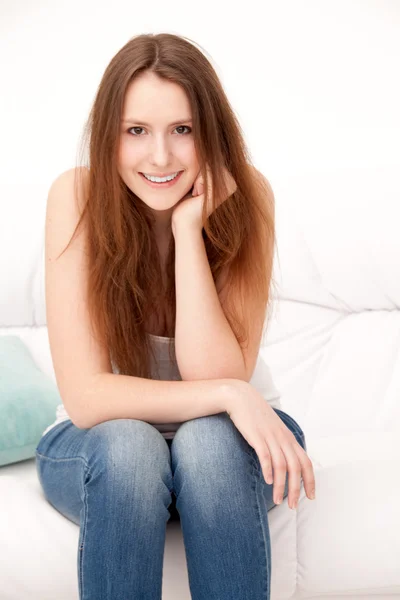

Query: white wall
1,0,399,186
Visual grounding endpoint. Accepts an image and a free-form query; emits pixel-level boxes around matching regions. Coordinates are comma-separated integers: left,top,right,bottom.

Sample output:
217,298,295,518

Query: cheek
119,138,140,164
176,138,197,157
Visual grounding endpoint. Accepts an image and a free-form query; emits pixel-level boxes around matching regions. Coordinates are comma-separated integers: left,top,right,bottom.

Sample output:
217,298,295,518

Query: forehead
122,73,191,123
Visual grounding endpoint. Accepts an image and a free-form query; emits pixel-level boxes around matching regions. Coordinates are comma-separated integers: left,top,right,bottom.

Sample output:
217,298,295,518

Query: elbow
64,400,90,430
64,374,103,430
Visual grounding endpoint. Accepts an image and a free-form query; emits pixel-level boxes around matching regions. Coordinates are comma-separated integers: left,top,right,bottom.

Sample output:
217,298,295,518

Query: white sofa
1,164,399,599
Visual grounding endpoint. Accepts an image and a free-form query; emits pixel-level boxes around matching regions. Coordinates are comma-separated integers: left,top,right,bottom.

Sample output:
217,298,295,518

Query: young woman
36,32,316,600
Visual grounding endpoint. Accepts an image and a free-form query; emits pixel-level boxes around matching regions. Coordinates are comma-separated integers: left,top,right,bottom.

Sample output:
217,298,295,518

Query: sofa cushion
0,336,60,466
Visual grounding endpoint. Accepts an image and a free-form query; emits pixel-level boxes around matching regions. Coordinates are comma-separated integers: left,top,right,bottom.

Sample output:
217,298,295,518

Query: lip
139,171,183,188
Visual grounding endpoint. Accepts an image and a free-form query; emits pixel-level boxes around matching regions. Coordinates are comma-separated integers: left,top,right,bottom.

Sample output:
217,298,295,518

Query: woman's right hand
226,381,316,509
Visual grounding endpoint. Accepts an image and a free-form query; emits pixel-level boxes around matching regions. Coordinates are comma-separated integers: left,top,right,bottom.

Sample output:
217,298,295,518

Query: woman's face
118,71,201,236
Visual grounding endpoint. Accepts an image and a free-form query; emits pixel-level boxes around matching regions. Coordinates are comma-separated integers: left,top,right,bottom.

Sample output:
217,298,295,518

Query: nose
150,134,172,166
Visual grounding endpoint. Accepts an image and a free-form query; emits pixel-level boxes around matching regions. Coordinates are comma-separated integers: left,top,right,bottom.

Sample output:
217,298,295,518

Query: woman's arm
172,222,247,381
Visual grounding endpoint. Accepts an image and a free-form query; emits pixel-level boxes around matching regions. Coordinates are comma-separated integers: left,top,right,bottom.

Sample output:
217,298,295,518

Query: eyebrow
121,117,192,126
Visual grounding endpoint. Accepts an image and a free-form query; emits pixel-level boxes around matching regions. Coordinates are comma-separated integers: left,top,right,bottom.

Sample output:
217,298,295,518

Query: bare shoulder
49,166,90,217
51,166,89,186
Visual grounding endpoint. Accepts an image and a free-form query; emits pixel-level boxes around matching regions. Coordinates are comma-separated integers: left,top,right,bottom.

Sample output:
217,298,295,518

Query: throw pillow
0,335,60,467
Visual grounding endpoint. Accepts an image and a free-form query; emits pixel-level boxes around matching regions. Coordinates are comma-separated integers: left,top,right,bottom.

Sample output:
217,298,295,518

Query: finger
291,441,316,501
280,440,302,509
254,439,273,485
193,176,202,195
264,435,288,505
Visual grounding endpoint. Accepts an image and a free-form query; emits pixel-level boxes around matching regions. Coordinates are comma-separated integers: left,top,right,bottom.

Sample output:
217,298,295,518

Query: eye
128,126,192,136
128,127,145,135
175,126,192,134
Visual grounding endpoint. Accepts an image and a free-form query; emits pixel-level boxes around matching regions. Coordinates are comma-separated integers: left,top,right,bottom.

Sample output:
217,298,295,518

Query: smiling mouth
139,171,184,188
141,171,183,178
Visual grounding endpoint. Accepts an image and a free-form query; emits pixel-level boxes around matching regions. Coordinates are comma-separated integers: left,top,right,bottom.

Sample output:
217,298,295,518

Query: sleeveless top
41,333,282,440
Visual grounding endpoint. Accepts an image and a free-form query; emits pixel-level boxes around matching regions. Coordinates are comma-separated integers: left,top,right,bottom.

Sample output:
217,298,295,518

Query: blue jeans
35,408,306,599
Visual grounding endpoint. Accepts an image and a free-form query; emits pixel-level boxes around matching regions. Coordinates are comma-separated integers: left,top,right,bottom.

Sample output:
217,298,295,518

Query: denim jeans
35,408,306,599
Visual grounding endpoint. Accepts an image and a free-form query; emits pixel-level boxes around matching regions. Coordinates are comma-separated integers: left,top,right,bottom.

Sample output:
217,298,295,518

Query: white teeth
143,172,180,183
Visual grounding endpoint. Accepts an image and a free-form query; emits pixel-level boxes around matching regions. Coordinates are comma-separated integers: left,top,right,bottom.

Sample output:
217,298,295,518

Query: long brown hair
59,33,278,379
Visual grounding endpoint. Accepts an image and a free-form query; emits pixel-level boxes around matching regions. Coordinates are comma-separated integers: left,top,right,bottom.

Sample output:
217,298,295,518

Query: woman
36,33,316,599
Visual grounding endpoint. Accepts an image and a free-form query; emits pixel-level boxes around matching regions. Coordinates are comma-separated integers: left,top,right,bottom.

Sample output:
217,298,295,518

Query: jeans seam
79,462,90,599
35,452,91,597
35,451,91,472
248,449,270,596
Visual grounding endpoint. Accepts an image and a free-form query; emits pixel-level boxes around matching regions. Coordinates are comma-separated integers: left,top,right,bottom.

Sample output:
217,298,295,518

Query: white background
1,0,399,187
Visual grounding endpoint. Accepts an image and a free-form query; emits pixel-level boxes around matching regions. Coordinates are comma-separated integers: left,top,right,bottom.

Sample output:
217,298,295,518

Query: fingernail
276,496,282,505
310,490,315,499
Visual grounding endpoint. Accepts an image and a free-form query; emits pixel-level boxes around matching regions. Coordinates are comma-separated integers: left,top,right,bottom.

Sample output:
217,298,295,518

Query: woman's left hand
171,163,237,232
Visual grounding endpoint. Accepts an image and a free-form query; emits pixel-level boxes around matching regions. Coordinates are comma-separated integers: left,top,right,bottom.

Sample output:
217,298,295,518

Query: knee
84,419,171,480
171,414,253,521
171,413,247,476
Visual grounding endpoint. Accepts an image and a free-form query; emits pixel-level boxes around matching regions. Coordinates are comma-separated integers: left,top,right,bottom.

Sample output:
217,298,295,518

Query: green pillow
0,335,61,467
